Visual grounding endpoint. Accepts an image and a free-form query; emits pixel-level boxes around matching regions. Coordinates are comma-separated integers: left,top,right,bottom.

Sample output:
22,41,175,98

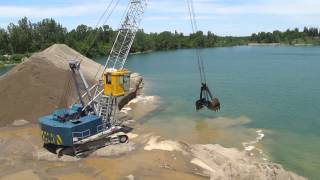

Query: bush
9,53,30,62
10,54,25,62
0,55,7,62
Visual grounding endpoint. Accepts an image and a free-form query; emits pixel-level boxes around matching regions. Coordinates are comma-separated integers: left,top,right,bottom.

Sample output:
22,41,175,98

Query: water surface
0,66,13,77
121,46,320,179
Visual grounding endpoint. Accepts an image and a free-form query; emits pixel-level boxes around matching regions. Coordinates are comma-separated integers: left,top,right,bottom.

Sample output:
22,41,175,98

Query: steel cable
59,0,120,106
186,0,207,84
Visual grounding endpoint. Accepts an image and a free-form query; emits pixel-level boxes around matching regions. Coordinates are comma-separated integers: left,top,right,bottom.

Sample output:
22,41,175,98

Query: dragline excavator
38,0,220,156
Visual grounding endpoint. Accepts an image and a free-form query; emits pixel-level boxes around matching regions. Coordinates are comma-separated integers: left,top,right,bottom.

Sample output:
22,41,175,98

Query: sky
0,0,319,36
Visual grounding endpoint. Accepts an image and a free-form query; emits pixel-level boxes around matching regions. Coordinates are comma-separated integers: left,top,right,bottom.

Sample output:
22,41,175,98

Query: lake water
123,46,320,179
1,46,319,179
0,66,13,77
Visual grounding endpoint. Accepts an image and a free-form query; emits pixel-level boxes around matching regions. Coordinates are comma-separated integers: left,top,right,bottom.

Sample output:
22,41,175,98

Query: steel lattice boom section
104,0,147,71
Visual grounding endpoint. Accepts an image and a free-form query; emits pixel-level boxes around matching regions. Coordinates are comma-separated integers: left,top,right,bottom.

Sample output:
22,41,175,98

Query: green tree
32,18,67,50
0,28,10,54
132,29,149,52
190,31,205,47
155,31,176,50
206,31,217,47
7,17,33,53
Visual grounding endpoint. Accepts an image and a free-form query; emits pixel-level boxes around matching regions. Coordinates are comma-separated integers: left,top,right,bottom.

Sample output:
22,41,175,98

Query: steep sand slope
0,44,103,126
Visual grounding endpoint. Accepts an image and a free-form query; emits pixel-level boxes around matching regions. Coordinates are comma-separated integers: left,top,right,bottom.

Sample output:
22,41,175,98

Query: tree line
250,27,320,44
0,17,223,58
0,17,320,63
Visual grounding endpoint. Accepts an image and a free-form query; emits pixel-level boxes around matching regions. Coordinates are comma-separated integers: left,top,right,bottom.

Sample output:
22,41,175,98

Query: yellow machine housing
104,69,130,97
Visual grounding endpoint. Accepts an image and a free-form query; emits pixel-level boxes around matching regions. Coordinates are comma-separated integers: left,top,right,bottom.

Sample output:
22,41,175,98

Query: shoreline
0,63,18,67
130,50,153,55
248,43,281,46
248,42,318,46
1,43,319,69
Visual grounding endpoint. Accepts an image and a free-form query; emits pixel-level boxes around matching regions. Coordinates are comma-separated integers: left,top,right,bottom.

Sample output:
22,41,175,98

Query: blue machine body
38,104,104,147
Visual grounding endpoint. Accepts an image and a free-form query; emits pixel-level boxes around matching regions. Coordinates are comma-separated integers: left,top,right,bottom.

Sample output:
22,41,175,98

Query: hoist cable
190,0,207,83
59,0,120,106
186,0,203,83
93,0,123,81
82,0,120,63
186,0,207,84
93,0,133,82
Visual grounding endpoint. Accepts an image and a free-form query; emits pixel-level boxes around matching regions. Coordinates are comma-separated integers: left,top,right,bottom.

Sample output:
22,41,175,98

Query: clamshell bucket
196,84,221,112
207,98,220,112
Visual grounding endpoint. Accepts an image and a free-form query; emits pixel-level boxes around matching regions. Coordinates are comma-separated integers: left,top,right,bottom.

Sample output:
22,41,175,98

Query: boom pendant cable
83,0,121,62
186,0,221,112
59,0,121,107
93,0,124,80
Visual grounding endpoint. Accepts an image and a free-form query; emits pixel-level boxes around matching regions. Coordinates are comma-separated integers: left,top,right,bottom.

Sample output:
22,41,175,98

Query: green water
0,66,13,77
1,46,319,178
123,46,320,179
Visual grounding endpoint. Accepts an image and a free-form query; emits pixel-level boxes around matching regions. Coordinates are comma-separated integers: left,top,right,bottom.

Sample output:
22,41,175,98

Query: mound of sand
0,44,103,126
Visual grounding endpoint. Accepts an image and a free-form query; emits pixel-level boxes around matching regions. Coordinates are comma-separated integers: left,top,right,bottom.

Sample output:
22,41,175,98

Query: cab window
119,75,124,85
106,73,111,84
123,74,130,91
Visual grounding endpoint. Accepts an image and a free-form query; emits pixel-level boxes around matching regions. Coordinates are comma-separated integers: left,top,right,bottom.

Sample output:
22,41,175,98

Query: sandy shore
0,95,305,180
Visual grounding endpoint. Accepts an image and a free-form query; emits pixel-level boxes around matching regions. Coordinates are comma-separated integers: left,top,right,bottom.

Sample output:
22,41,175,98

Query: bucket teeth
196,99,205,111
207,98,221,112
195,98,221,112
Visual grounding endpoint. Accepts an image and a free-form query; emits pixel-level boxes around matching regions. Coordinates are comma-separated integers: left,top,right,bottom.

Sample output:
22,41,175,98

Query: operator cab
104,69,130,97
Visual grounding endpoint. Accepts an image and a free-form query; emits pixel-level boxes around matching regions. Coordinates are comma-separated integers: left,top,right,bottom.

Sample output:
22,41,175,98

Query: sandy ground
0,96,305,180
0,97,208,180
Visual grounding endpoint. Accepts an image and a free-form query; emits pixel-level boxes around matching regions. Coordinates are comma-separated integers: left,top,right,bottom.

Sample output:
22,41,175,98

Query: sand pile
0,44,103,126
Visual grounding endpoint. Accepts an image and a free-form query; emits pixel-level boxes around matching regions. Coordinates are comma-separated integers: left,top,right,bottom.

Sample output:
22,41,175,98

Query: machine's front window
123,75,130,91
119,76,124,85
